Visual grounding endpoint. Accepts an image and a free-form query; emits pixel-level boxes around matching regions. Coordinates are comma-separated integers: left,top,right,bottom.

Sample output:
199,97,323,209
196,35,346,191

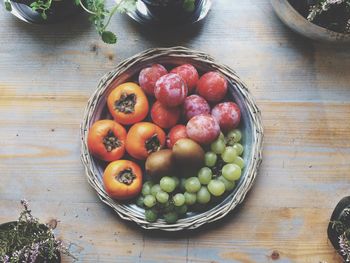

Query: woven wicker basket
80,46,263,231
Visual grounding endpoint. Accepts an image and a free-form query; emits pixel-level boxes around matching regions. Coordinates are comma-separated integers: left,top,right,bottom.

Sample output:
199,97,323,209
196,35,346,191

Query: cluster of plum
87,62,243,224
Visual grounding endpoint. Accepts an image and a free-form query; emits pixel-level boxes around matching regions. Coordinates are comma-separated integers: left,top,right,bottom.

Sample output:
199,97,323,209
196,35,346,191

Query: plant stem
102,0,124,31
79,0,95,14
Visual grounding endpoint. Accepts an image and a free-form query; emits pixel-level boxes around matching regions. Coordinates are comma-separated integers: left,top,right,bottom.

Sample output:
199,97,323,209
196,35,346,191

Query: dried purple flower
339,233,350,262
0,200,77,262
29,243,40,263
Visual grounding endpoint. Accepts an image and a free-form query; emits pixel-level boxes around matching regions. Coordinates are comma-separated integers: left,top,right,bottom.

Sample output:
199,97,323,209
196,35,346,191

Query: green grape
180,178,187,192
219,132,225,141
141,182,153,196
226,129,242,145
211,138,226,154
160,176,176,193
208,180,225,197
198,167,212,185
156,191,169,204
221,146,237,163
172,176,180,187
233,156,245,169
233,143,244,156
145,209,158,222
197,186,211,204
205,151,217,167
184,192,197,205
175,205,188,215
163,200,175,213
218,176,235,191
144,195,156,208
222,163,241,181
151,184,161,196
173,193,185,207
164,212,178,224
185,177,201,193
136,196,144,207
181,169,195,178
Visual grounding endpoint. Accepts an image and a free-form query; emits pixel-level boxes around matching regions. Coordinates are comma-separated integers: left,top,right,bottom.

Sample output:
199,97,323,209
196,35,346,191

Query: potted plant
140,0,202,24
328,196,350,262
271,0,350,43
0,199,75,263
3,0,137,44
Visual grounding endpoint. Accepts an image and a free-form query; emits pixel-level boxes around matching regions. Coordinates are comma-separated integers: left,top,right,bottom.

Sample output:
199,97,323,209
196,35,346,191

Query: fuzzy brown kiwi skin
145,149,175,180
172,138,205,170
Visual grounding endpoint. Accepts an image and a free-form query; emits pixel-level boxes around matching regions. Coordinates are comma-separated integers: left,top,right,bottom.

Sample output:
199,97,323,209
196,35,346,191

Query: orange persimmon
87,120,127,162
107,82,149,125
126,122,166,160
103,160,142,200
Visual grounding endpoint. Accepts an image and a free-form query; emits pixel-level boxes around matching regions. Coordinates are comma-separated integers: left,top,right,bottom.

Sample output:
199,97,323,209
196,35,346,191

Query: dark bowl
141,0,203,24
6,0,81,24
327,196,350,262
271,0,350,43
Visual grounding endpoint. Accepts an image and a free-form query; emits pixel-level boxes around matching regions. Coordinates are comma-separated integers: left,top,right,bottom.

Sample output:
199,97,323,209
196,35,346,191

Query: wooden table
1,0,350,262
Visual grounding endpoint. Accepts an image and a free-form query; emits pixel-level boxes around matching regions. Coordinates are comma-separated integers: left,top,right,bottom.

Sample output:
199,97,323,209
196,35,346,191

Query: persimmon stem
145,134,160,153
115,93,136,114
103,130,121,152
116,168,136,185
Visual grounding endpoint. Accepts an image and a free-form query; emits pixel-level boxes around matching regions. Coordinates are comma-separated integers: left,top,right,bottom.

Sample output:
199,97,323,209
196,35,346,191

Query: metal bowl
271,0,350,43
4,0,80,24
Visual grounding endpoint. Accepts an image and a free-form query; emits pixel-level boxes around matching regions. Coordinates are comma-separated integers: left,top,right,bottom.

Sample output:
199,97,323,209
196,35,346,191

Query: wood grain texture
0,0,350,262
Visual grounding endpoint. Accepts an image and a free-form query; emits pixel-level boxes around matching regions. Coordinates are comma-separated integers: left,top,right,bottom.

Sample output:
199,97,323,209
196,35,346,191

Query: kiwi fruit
145,149,174,179
172,138,205,169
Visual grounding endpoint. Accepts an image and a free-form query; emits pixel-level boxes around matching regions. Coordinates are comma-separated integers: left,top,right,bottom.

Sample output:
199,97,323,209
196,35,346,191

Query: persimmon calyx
145,134,160,153
116,168,136,185
103,130,122,152
115,93,136,114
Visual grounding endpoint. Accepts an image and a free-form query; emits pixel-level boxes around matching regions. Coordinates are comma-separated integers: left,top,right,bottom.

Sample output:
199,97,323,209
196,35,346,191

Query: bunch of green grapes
198,129,244,198
136,176,187,223
137,129,245,224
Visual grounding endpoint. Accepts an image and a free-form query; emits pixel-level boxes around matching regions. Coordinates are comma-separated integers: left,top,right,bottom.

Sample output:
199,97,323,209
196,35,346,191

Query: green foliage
82,0,137,44
4,0,136,44
102,31,117,44
150,0,196,11
307,0,350,33
30,0,52,20
0,200,75,263
4,0,12,11
182,0,195,12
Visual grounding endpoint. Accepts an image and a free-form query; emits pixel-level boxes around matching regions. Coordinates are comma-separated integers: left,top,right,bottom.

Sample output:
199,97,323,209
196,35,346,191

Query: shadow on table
141,203,246,240
6,12,92,45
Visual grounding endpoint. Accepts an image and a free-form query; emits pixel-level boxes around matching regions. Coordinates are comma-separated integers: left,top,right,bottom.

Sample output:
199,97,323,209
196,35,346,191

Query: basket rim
80,46,264,231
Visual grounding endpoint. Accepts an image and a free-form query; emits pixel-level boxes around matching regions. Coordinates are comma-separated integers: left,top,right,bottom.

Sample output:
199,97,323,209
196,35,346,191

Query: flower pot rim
271,0,350,43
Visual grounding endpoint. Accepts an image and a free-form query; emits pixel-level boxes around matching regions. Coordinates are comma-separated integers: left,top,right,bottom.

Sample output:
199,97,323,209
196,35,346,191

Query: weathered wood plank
0,200,343,262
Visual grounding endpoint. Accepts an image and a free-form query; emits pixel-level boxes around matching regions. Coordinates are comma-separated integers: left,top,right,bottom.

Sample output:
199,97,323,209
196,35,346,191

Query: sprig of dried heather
0,199,76,263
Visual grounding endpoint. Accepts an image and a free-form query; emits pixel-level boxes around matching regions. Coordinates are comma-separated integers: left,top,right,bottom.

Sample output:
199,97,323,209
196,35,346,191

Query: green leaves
117,0,137,13
183,0,195,12
30,0,52,20
83,0,136,44
4,0,12,11
101,31,117,44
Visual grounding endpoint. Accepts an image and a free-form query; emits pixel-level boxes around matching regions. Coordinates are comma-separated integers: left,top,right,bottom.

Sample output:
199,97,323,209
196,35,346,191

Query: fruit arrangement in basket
87,63,245,224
